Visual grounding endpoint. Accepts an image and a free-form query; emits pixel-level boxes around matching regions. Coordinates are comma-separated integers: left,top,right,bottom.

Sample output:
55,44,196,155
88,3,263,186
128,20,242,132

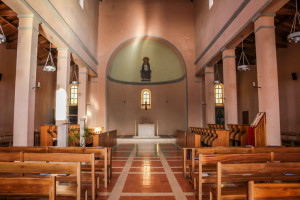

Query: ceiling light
288,0,300,43
237,36,251,71
43,41,56,72
0,25,6,43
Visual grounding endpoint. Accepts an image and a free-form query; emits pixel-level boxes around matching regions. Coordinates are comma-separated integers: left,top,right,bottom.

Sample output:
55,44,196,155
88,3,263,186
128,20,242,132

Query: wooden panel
212,130,229,147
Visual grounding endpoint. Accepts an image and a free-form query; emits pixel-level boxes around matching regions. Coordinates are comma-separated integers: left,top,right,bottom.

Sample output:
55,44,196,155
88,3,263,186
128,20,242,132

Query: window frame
141,89,151,109
215,83,224,106
69,84,79,106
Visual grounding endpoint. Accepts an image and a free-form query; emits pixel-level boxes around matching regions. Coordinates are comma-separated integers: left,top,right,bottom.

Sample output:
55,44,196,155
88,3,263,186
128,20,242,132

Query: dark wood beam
0,9,16,16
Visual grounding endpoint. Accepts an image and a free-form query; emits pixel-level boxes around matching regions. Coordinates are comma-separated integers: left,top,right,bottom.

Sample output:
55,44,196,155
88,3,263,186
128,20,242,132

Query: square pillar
56,48,70,147
254,15,281,146
57,120,68,147
205,66,215,125
13,15,39,146
222,48,238,129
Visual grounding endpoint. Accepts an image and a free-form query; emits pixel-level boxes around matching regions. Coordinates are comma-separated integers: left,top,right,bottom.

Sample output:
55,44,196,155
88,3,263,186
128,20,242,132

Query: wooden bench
215,162,300,200
24,152,96,200
0,146,112,188
281,132,300,147
0,133,13,146
195,153,272,200
183,147,253,178
0,162,81,200
248,181,300,200
0,176,56,199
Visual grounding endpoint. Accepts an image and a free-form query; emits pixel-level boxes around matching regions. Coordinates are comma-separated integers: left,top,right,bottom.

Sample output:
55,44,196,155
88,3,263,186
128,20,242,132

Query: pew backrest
248,181,300,200
0,176,56,200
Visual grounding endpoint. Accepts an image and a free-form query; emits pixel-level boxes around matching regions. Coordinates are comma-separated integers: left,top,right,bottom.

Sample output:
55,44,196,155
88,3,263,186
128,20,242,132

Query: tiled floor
96,142,197,200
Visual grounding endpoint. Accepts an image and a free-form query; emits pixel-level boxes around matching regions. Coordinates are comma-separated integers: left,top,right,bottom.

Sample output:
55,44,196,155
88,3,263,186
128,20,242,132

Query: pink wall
194,0,244,57
236,67,259,124
107,80,187,135
277,44,300,133
34,67,56,131
0,44,56,133
0,45,17,133
97,0,201,130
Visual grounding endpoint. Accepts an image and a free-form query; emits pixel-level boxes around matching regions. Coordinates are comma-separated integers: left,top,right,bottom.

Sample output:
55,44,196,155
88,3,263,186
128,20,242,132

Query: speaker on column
292,73,297,80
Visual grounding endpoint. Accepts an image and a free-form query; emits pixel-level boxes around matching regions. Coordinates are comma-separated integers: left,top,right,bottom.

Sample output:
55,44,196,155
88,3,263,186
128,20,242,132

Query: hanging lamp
43,41,56,72
213,65,221,84
288,0,300,43
0,25,6,43
71,64,79,84
237,36,251,71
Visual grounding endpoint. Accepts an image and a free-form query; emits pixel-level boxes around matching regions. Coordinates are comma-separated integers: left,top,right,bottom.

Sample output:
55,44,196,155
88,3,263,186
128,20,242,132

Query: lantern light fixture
237,36,251,71
43,41,56,72
0,25,6,43
288,0,300,43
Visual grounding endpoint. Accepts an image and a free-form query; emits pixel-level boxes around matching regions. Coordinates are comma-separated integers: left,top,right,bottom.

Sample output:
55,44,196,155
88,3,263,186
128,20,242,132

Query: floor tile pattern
95,142,197,200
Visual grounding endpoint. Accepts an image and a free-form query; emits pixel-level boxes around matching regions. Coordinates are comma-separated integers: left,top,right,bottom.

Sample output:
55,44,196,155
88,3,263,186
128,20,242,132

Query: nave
97,142,194,200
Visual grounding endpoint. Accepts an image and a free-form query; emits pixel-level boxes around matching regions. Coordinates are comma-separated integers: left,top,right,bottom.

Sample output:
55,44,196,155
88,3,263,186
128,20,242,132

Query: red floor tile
122,174,172,193
98,174,120,193
130,167,165,172
134,157,160,160
120,196,175,200
112,161,127,167
112,168,123,172
112,152,130,157
165,152,183,156
131,160,163,167
174,174,194,192
167,161,182,167
171,167,183,172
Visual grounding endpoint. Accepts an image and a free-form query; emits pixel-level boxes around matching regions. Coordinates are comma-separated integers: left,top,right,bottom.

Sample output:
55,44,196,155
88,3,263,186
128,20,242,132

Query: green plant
68,127,93,147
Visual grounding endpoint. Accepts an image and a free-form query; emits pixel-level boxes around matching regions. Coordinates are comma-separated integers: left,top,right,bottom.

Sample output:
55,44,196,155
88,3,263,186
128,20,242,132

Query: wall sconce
252,82,261,88
32,82,41,89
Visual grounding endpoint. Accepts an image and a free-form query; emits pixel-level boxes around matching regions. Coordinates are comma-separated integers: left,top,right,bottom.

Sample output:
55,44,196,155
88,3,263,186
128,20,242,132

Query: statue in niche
140,57,151,81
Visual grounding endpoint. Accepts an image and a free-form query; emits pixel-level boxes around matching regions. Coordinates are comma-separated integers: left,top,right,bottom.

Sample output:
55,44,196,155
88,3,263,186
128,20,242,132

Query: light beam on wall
56,88,67,120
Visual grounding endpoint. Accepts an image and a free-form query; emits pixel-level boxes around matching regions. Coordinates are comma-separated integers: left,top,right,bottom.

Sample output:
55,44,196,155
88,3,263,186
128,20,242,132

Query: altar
134,124,159,138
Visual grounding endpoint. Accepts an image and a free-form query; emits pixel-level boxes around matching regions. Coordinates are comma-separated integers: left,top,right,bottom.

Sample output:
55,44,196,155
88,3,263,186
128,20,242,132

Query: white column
78,67,88,123
205,66,215,125
222,48,238,129
13,15,39,146
56,48,70,147
254,15,281,146
78,66,88,146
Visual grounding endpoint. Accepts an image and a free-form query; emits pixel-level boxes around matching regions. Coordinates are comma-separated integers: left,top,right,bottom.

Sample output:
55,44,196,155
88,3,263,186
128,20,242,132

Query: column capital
254,15,276,34
222,48,236,60
204,65,214,74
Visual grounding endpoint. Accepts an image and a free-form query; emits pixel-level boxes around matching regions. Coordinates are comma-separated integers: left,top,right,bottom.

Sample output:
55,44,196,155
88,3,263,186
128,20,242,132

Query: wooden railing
93,130,117,148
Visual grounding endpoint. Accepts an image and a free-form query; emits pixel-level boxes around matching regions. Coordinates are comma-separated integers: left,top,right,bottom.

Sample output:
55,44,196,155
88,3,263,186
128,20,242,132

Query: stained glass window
70,84,78,106
215,84,224,106
141,89,151,109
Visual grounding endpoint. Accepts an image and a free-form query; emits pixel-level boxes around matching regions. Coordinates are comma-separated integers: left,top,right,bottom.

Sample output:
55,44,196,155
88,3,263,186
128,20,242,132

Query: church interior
0,0,300,199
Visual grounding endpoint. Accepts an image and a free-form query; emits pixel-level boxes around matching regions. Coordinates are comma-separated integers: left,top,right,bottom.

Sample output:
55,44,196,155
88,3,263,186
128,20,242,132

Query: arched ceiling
107,36,186,84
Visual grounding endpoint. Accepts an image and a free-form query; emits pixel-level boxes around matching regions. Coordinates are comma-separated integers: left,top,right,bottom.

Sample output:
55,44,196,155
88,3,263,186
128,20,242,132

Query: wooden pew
0,176,56,200
0,133,13,146
196,153,272,200
215,162,300,200
0,162,81,200
40,125,57,146
176,130,187,148
0,146,111,188
248,181,300,200
281,131,300,147
183,147,254,178
23,152,96,200
48,146,111,188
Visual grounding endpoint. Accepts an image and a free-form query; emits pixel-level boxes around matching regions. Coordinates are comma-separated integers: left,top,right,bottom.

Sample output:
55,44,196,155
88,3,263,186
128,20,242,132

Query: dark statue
140,57,151,81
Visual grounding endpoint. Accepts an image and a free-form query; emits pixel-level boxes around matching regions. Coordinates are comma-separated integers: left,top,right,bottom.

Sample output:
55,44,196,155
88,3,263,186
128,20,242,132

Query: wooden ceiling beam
0,9,16,16
0,16,17,30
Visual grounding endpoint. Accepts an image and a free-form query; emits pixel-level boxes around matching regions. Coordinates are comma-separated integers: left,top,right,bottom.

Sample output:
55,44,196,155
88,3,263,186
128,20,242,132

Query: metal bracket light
43,41,56,72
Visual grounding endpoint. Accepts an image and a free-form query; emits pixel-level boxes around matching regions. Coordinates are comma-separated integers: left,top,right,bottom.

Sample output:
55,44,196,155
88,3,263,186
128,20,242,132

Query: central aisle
97,142,197,200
